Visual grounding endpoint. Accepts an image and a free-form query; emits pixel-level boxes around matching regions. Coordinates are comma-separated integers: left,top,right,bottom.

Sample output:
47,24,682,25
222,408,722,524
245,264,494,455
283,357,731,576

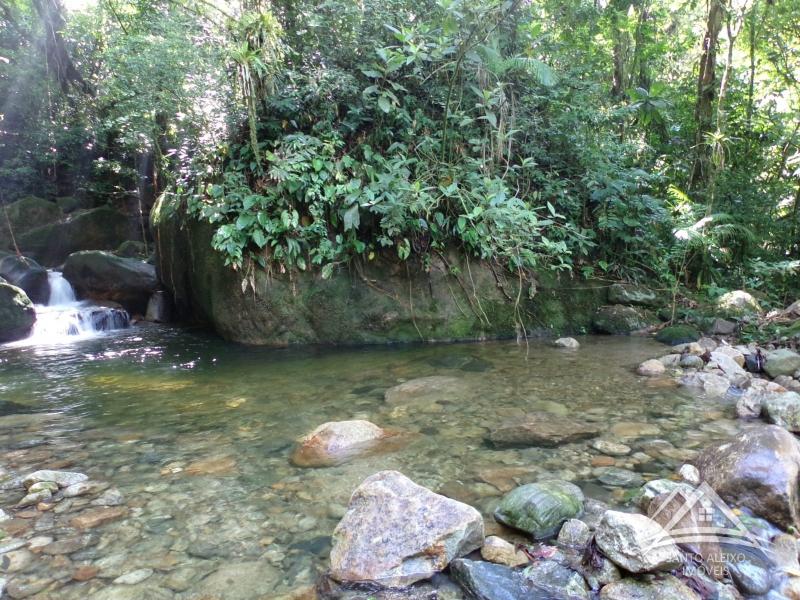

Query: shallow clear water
0,326,744,598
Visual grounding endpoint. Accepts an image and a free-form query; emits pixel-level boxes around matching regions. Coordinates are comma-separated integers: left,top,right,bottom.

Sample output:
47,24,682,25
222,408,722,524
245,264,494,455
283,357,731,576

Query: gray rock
329,470,484,587
710,318,738,336
593,305,655,335
591,440,631,456
198,562,279,600
113,568,154,585
680,354,705,369
608,283,659,307
678,464,700,486
716,290,762,317
728,556,773,596
599,575,700,599
480,536,528,567
763,392,800,432
290,420,392,467
450,558,589,600
554,337,580,349
0,255,48,304
145,290,172,322
637,359,665,376
63,251,158,314
693,425,800,530
524,559,590,599
557,519,591,548
765,349,800,378
494,480,584,539
594,510,683,573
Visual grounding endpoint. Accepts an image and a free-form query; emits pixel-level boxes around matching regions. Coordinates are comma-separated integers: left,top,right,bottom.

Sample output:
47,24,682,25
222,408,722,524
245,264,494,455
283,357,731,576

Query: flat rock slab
329,470,484,587
488,413,600,448
384,376,466,404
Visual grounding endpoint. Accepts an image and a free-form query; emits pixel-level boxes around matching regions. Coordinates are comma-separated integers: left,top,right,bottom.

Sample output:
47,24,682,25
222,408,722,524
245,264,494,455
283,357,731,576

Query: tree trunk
690,0,725,189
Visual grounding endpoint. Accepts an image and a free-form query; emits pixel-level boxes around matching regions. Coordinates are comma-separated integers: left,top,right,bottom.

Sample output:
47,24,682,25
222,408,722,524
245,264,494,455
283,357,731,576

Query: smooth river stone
487,413,600,448
22,470,87,489
594,510,683,573
289,420,391,467
329,470,484,587
383,376,465,404
493,480,584,539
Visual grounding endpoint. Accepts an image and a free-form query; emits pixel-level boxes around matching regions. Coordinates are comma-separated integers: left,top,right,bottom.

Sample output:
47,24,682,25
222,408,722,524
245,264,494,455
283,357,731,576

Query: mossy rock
592,304,655,334
493,480,584,539
0,255,49,304
0,196,62,250
608,283,660,307
16,206,136,267
115,240,148,258
0,282,36,342
655,324,701,345
56,196,94,214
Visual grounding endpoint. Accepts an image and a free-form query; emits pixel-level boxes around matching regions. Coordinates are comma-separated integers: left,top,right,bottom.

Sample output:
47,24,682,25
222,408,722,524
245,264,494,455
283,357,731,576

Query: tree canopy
1,0,799,302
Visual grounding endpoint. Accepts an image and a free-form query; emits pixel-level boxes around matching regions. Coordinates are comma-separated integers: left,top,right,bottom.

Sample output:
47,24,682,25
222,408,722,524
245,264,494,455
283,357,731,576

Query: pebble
70,506,128,529
591,439,631,456
72,565,99,581
27,536,54,553
113,568,154,585
678,463,700,485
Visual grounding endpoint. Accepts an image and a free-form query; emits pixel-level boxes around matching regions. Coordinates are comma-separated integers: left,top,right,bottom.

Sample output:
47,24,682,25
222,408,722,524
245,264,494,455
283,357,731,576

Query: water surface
0,327,742,598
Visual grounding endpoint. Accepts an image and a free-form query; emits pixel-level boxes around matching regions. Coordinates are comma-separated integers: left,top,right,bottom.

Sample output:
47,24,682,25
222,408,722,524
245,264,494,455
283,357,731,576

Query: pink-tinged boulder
329,470,484,587
290,420,394,467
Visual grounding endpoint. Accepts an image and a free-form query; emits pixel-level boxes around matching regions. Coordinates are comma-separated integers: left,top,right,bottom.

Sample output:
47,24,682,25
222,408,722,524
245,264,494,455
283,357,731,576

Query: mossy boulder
608,283,660,307
655,324,701,345
63,251,158,314
55,196,94,214
16,206,136,267
0,282,36,342
115,240,148,259
152,195,608,345
592,304,654,334
0,196,62,250
493,480,584,539
0,255,49,304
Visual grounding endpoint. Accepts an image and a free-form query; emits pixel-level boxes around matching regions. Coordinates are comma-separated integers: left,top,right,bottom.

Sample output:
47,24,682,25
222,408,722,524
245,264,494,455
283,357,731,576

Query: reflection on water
0,326,742,598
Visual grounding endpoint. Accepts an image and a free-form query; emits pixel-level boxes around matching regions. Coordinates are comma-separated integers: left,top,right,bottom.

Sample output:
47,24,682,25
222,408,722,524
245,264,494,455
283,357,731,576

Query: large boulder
716,290,761,317
0,197,62,250
764,349,800,378
63,251,157,314
290,420,394,467
655,324,700,346
693,425,800,530
329,471,484,587
493,480,584,539
0,282,36,342
608,283,660,307
0,255,49,304
593,305,654,334
594,510,683,573
152,197,610,345
488,413,600,448
17,206,136,267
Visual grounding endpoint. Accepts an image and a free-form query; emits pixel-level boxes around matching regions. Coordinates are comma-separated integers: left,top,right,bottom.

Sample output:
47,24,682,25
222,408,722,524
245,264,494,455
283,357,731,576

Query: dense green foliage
1,0,799,303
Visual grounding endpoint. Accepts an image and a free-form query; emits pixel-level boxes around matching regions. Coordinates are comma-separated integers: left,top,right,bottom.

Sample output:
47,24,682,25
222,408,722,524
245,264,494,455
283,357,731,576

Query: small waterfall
17,272,131,344
47,271,76,305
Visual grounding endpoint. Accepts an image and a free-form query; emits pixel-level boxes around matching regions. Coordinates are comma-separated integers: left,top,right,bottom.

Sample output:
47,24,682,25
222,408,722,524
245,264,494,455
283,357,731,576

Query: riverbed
0,327,744,598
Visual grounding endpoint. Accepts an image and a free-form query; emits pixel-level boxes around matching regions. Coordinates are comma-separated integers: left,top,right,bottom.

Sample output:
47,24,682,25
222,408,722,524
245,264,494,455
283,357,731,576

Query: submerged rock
63,250,158,314
329,470,484,587
493,480,584,539
693,425,800,530
384,376,464,404
23,470,88,489
594,510,683,573
593,305,654,335
0,282,36,342
290,420,393,467
488,413,600,448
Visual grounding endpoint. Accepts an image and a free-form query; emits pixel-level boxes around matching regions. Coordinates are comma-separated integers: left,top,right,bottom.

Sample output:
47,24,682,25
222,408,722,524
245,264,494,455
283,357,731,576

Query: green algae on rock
493,480,584,539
